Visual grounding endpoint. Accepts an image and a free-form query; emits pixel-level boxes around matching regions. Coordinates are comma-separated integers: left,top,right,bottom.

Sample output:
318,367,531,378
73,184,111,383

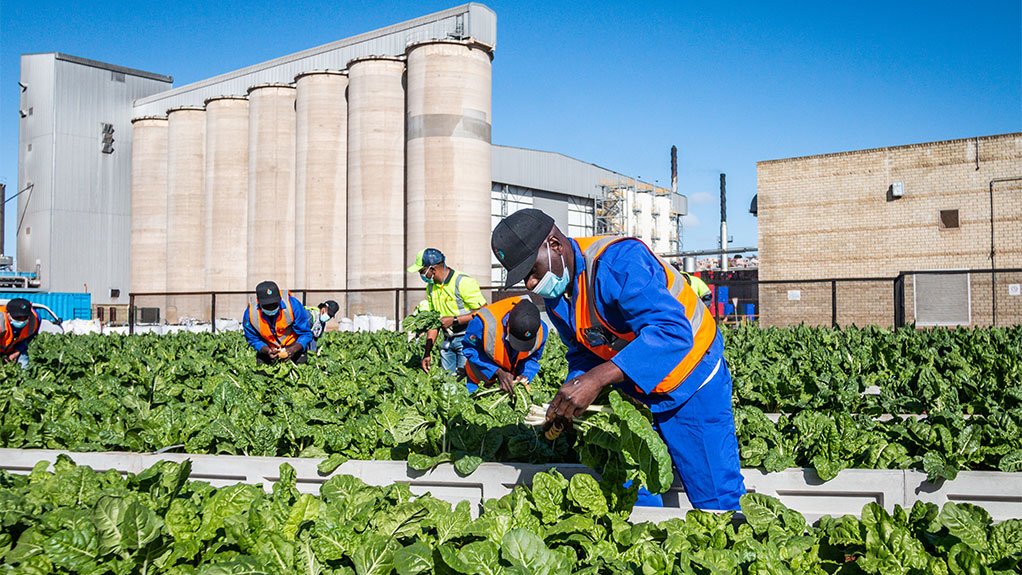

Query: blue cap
407,248,445,273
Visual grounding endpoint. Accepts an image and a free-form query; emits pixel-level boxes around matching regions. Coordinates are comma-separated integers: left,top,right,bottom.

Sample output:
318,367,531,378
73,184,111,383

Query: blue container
744,303,756,317
724,303,735,315
716,285,729,304
0,292,91,321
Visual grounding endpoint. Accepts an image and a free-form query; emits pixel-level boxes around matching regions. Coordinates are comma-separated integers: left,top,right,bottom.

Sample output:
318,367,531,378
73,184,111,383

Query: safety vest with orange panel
242,292,314,352
463,296,548,386
0,305,41,355
544,236,724,411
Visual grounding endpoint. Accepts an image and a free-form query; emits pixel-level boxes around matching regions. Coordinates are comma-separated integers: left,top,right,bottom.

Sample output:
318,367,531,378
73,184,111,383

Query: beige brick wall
758,133,1022,326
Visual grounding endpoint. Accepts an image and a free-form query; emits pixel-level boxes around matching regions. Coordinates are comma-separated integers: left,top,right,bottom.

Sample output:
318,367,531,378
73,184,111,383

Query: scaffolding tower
595,184,630,236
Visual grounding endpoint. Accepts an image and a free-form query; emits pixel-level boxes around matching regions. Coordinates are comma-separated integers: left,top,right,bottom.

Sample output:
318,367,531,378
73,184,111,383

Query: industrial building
757,133,1022,327
14,3,686,322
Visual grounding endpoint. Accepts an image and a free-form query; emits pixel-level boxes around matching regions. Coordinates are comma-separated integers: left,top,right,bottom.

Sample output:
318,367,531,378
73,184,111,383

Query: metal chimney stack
670,146,678,195
0,183,5,256
720,174,728,272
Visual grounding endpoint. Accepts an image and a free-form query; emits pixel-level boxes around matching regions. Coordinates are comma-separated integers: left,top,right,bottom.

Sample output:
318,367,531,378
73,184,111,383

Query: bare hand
5,351,19,363
546,376,604,423
440,316,457,329
421,355,432,373
496,369,516,394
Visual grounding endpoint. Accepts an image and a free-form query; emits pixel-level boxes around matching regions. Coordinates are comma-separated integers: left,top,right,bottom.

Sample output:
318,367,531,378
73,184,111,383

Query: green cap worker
408,247,486,374
682,272,713,305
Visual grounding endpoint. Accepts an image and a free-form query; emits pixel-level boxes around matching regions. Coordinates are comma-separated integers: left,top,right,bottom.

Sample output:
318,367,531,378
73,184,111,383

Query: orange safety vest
247,292,298,348
0,306,40,354
465,296,546,385
570,236,717,394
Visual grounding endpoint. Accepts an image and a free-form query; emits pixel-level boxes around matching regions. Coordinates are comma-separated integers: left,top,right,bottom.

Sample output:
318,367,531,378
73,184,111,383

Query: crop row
2,456,1019,574
0,329,1020,481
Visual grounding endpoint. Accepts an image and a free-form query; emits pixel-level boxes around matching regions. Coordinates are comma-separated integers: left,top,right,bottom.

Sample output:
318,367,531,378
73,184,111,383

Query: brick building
757,133,1022,327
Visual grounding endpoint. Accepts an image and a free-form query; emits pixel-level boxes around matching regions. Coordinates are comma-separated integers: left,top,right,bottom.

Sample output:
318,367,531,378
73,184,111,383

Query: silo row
129,39,493,322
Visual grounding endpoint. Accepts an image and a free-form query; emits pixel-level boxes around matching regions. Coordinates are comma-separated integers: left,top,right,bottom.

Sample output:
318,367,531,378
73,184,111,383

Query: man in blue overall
491,209,745,510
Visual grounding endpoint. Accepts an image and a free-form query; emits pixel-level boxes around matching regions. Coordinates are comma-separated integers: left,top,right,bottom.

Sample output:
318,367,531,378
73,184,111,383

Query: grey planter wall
1,449,1018,523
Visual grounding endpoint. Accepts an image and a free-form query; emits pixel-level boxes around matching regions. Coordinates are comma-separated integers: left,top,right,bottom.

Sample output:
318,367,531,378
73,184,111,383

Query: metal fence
128,268,1022,333
127,286,528,334
704,268,1022,328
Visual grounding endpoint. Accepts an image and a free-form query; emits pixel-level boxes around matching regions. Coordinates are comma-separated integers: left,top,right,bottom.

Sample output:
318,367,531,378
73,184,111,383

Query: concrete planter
1,448,1019,523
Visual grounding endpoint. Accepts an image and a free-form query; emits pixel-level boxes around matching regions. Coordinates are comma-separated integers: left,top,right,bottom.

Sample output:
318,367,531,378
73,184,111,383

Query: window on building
110,71,125,82
939,209,960,229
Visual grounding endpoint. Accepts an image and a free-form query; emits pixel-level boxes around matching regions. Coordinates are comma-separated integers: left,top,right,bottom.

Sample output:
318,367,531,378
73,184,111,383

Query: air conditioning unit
136,307,161,324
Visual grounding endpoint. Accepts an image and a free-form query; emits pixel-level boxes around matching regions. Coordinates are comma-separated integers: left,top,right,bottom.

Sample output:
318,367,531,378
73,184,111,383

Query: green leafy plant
3,458,1020,574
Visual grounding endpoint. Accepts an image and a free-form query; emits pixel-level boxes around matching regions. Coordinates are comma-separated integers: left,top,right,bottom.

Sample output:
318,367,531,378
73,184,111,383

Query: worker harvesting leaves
491,209,746,511
407,247,486,375
306,300,339,353
0,298,41,369
463,296,547,394
243,280,314,365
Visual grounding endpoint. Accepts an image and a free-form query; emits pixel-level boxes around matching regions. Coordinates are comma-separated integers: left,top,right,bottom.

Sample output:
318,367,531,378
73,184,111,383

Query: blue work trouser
652,357,746,511
440,333,466,375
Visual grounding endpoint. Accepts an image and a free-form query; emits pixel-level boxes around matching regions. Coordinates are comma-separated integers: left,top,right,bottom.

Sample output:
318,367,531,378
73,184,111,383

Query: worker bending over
1,298,41,369
307,300,339,353
463,296,547,394
243,281,313,364
491,209,746,511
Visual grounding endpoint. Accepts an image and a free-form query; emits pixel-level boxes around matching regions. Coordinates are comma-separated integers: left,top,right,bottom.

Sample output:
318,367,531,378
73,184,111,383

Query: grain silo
405,40,494,285
165,106,207,322
246,84,297,291
204,96,249,318
295,71,347,295
129,116,169,315
346,57,405,315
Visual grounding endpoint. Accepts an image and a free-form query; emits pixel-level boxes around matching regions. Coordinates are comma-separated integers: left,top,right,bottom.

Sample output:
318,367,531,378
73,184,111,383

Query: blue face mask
320,313,330,323
261,305,280,317
10,318,28,329
420,267,434,284
531,241,570,299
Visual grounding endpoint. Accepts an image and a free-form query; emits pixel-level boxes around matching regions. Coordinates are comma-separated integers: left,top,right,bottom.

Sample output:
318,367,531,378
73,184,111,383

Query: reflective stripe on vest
0,306,40,354
248,291,297,347
573,236,717,394
426,271,471,315
466,296,544,385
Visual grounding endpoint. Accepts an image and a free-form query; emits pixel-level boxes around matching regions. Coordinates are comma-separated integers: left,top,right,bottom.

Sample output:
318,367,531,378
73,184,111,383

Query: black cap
491,209,555,289
6,298,32,320
506,299,541,352
255,280,281,307
319,300,339,318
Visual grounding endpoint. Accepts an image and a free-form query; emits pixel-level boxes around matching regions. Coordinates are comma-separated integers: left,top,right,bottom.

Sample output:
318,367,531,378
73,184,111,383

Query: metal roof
492,145,672,199
133,3,497,116
22,52,173,83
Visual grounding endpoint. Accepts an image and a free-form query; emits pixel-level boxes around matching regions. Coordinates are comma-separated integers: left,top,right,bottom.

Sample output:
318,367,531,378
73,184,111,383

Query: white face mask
320,313,330,323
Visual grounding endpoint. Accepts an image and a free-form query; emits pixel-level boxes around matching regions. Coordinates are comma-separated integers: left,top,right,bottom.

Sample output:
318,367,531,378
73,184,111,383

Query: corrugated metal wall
18,54,171,305
133,4,497,116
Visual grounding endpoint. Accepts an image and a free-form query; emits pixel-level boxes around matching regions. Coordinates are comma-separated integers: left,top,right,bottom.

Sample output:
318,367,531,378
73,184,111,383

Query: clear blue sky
2,0,1020,259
